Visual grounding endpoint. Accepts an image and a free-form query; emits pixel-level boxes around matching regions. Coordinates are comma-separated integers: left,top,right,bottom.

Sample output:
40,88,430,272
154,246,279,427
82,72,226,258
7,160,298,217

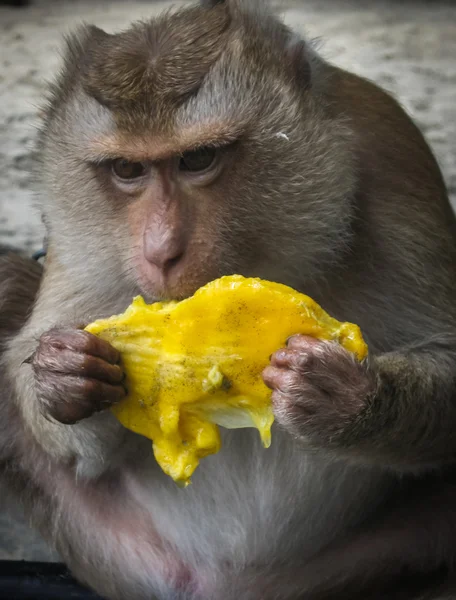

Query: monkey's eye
112,158,147,180
179,147,217,173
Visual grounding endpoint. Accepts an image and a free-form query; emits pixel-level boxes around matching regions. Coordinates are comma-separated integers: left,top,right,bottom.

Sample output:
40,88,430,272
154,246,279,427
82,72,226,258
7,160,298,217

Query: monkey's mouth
133,263,213,303
129,245,240,304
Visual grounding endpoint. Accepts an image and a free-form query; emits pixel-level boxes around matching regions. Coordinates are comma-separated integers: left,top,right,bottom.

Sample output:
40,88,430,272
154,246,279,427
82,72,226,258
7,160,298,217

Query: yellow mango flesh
85,275,367,486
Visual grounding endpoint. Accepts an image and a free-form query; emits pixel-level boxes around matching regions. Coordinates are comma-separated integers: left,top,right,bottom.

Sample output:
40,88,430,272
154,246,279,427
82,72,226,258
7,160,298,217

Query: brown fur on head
37,0,356,302
82,8,231,115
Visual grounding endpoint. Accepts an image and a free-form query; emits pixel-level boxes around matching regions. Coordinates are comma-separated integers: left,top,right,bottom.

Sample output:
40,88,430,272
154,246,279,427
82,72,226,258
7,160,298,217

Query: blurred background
0,0,455,563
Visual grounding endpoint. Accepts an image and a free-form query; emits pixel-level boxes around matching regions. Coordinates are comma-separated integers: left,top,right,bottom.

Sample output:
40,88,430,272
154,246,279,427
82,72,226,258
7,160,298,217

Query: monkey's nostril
164,252,184,271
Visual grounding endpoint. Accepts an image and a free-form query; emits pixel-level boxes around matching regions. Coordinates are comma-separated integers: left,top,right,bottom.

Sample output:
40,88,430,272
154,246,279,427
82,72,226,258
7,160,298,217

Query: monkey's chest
122,428,387,595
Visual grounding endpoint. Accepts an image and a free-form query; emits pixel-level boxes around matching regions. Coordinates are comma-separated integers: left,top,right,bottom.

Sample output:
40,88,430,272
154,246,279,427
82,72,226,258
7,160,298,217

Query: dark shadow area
0,561,102,599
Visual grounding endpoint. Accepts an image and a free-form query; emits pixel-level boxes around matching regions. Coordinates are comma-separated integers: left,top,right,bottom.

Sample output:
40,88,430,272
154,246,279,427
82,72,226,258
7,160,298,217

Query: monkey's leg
301,477,456,600
0,253,42,341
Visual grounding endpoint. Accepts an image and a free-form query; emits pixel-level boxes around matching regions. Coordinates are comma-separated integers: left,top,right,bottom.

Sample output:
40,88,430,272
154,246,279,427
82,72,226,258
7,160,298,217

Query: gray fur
2,1,456,598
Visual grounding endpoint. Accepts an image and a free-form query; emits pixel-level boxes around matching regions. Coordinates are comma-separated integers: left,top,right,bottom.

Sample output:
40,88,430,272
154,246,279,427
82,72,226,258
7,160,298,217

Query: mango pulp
85,275,367,486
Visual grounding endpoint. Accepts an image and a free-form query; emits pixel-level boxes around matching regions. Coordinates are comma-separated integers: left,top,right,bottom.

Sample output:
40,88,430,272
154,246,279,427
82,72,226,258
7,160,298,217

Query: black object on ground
0,561,103,599
0,0,30,6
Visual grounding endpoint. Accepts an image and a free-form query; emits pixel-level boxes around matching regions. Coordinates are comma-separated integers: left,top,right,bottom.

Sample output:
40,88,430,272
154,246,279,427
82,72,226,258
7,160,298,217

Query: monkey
2,0,456,598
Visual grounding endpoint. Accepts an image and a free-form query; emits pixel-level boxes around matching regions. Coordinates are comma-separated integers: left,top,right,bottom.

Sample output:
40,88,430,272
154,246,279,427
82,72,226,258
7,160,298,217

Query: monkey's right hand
30,328,126,424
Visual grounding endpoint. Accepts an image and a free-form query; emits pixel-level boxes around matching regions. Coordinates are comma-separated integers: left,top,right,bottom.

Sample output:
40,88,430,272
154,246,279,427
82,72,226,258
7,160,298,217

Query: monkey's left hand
262,335,376,446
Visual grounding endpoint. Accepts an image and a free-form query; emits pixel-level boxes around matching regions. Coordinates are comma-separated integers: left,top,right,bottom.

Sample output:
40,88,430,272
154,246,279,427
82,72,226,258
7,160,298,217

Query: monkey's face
100,142,245,301
39,5,356,301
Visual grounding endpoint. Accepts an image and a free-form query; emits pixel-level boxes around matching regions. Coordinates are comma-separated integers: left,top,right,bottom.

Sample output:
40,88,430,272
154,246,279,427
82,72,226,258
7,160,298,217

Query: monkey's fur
2,1,456,598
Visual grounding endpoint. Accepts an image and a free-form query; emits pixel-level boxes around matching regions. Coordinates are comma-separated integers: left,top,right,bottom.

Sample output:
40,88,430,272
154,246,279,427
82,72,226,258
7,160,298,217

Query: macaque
2,0,456,598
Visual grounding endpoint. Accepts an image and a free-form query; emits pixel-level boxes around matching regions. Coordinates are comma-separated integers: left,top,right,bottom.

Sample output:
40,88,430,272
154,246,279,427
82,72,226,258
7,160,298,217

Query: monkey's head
38,0,356,301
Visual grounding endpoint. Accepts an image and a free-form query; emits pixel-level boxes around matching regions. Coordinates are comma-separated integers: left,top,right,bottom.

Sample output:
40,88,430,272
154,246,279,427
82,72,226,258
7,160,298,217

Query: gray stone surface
0,0,455,562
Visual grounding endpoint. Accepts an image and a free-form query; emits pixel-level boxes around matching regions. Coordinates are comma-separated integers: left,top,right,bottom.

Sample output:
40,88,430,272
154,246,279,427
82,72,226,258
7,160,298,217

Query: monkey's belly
54,427,391,599
107,427,390,599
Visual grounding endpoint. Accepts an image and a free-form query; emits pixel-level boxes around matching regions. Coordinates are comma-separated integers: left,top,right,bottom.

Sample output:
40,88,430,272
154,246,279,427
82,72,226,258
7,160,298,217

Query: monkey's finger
36,374,126,424
262,365,296,393
286,334,322,351
33,347,124,384
40,328,121,364
83,377,127,409
270,348,310,370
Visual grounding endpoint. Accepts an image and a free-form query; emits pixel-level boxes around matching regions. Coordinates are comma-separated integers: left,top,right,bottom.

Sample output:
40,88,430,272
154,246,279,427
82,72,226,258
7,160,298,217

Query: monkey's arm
356,336,456,466
3,254,133,477
264,333,456,470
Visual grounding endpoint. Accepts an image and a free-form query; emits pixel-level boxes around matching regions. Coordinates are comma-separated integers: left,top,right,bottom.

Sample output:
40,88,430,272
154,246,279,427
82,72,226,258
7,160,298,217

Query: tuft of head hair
44,0,315,128
81,6,231,111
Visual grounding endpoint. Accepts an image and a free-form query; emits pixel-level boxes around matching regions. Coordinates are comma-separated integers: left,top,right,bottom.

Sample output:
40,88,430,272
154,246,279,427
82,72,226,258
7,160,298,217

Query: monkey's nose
143,229,185,273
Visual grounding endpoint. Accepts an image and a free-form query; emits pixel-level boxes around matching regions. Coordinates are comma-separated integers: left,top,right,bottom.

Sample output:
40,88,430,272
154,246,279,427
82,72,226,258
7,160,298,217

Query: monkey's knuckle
82,353,98,374
37,333,55,353
82,378,102,401
74,331,93,353
296,351,317,373
40,330,72,355
276,371,298,393
292,350,313,370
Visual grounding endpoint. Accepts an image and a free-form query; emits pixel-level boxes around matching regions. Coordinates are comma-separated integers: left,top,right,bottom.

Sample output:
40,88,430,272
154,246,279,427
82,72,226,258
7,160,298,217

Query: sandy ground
0,0,455,562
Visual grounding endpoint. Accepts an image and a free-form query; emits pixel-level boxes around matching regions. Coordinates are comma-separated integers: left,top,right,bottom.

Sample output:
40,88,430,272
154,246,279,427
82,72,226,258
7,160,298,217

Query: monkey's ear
62,23,109,71
285,34,313,89
200,0,265,8
200,0,225,6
